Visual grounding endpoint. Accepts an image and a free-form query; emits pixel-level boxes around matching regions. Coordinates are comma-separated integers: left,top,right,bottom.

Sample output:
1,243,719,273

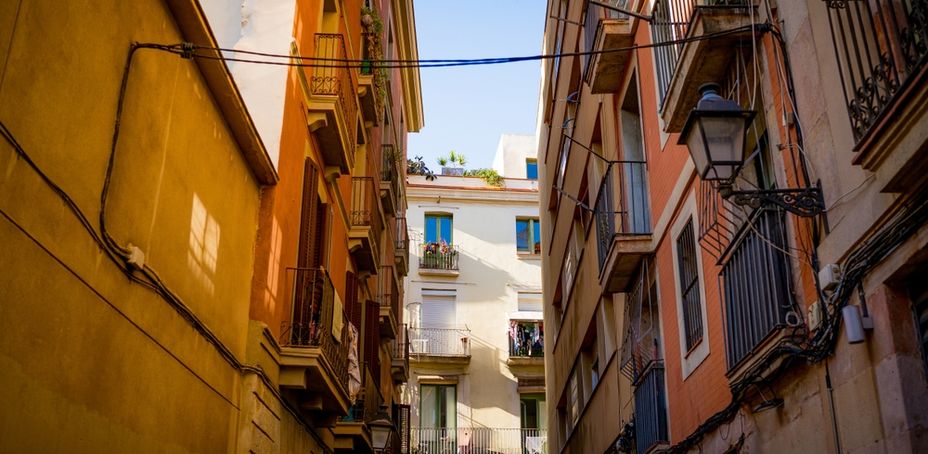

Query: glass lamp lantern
678,83,756,182
368,405,394,452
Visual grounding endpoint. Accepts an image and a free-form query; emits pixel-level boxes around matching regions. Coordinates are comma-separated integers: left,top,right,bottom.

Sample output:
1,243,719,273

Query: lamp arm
723,186,825,217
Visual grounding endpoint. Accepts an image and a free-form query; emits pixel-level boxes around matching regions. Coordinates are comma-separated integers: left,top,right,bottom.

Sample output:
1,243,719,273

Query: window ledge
418,268,460,277
517,253,542,261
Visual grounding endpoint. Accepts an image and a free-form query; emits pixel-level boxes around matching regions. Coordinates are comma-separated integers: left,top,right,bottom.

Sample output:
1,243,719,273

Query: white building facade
402,141,547,453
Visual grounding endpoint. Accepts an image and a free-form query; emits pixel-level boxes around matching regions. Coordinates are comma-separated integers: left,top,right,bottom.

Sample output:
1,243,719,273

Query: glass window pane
421,385,438,427
526,159,538,180
425,215,437,243
516,219,530,252
439,217,452,243
533,220,541,254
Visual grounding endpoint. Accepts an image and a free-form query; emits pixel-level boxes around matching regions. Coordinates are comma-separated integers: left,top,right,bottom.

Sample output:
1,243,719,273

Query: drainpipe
824,359,842,453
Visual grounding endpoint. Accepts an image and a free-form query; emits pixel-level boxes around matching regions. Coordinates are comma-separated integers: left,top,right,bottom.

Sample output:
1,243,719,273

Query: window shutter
421,289,456,328
346,271,362,328
297,160,319,268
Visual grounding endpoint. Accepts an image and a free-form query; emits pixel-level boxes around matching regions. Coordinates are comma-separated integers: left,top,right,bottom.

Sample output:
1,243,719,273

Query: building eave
393,0,424,132
163,0,279,186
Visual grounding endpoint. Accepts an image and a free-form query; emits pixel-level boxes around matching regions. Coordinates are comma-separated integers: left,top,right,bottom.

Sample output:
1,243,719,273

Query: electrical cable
187,24,766,70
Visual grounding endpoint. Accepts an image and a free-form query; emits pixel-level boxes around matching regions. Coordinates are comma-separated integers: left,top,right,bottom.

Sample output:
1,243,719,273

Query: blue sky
408,2,547,170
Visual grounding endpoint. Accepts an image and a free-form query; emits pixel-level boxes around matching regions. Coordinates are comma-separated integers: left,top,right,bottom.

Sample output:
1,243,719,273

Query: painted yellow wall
0,0,269,451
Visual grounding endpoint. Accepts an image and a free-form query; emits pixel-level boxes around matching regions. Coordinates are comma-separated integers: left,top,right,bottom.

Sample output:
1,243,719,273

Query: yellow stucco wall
0,0,273,451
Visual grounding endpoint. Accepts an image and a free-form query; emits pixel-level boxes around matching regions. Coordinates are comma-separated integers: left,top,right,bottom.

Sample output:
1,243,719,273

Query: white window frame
670,192,710,379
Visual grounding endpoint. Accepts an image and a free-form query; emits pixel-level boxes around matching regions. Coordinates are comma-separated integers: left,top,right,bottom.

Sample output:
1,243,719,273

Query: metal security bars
280,267,350,390
721,208,794,370
411,428,548,454
620,259,661,383
650,0,752,107
676,219,704,351
824,0,928,143
633,362,669,454
408,327,471,357
595,162,652,270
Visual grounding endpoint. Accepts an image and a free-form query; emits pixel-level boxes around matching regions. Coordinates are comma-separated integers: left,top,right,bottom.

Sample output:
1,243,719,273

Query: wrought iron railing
411,428,547,454
396,215,409,260
594,162,652,271
509,320,545,358
378,265,400,319
633,362,668,454
650,0,752,107
419,243,459,271
721,208,794,370
619,258,660,383
393,323,410,367
395,404,412,454
280,267,350,391
408,327,471,357
311,33,358,149
823,0,928,143
351,177,376,226
583,0,630,76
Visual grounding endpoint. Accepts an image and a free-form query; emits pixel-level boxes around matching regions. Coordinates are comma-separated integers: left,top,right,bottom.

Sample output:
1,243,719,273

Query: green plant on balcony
361,6,388,119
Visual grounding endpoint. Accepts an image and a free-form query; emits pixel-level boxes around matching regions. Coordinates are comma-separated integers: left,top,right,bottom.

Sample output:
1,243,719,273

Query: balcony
822,0,928,186
595,163,653,293
585,0,636,94
392,324,410,384
279,267,351,424
349,177,381,274
507,320,545,373
301,33,358,173
358,32,384,127
409,327,471,365
418,243,460,276
395,215,410,276
381,144,401,216
411,427,548,454
651,0,757,132
721,208,793,373
377,265,399,340
334,364,382,453
633,362,669,454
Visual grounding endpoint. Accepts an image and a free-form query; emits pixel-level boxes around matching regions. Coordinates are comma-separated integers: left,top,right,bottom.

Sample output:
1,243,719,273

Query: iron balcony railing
721,208,794,370
378,265,400,319
583,0,629,77
411,427,547,454
509,320,544,358
340,363,381,423
394,404,412,454
311,33,358,150
823,0,928,143
419,243,460,271
393,323,410,367
396,215,409,260
633,362,669,454
594,162,652,270
351,176,376,227
408,327,471,357
280,267,350,391
651,0,751,107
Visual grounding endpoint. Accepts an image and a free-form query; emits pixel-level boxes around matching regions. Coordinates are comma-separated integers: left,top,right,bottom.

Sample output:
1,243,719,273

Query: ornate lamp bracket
718,184,825,217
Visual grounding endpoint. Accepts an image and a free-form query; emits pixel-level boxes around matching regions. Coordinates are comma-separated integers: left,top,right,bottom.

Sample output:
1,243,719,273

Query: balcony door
620,74,650,235
520,394,547,454
420,384,457,452
417,289,457,355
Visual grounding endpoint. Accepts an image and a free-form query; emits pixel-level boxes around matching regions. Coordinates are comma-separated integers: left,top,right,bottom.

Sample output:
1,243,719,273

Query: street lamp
368,405,395,453
679,83,824,217
679,83,755,182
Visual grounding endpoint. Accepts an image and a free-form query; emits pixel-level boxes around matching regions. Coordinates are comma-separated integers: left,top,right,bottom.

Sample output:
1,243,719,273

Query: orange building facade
241,0,423,452
540,1,928,453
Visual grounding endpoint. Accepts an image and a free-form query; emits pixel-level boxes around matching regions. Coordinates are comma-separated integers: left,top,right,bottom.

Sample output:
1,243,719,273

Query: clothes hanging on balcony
509,321,543,357
347,323,361,403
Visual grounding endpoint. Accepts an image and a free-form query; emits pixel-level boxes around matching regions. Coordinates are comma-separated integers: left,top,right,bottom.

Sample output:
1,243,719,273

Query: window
518,291,543,312
912,277,928,375
420,384,456,428
510,320,544,357
520,394,547,436
425,213,453,244
567,368,580,428
516,218,541,254
526,158,538,180
420,384,457,451
676,219,703,352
